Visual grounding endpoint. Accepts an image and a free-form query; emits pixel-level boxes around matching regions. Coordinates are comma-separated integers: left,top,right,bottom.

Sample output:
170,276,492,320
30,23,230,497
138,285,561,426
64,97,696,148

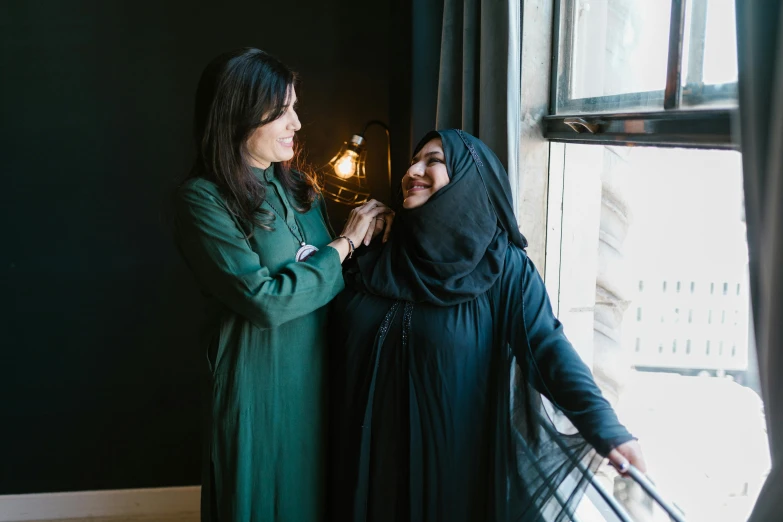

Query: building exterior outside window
524,1,770,519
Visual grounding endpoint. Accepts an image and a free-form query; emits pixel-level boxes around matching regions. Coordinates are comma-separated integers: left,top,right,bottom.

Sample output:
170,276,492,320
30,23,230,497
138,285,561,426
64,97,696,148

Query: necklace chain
265,200,306,246
262,184,318,262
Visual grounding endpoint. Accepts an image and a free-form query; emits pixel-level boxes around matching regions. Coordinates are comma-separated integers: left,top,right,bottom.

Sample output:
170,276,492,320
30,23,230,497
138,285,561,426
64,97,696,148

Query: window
530,1,770,520
549,143,770,521
545,0,737,148
553,0,738,114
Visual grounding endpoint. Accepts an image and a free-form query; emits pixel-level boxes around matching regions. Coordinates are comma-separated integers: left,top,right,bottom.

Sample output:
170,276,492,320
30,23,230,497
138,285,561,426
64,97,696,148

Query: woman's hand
608,440,647,476
362,205,395,246
328,200,394,263
334,199,389,251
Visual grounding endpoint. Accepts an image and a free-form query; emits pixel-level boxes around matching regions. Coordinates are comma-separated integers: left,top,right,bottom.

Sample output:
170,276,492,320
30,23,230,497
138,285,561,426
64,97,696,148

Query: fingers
368,216,385,241
343,200,395,247
629,450,647,474
364,205,390,219
363,204,394,245
622,441,646,474
341,215,378,249
608,441,647,476
364,213,392,246
346,219,372,247
608,449,630,475
353,199,381,216
363,218,376,246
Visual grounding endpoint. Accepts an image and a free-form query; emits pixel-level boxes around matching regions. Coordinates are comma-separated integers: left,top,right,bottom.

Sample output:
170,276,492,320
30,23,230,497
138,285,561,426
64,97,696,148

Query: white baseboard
0,486,200,522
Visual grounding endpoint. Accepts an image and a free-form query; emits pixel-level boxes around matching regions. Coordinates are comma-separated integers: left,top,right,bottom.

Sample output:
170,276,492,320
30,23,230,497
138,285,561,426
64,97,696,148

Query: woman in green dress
174,48,391,522
328,129,646,522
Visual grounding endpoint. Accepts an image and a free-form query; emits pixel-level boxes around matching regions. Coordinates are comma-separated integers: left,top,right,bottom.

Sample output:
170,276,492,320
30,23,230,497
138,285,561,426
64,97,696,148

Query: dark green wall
0,0,392,494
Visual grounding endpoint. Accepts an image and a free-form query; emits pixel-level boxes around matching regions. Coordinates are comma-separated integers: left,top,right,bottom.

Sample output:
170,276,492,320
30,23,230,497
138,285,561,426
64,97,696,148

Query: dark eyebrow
411,150,444,163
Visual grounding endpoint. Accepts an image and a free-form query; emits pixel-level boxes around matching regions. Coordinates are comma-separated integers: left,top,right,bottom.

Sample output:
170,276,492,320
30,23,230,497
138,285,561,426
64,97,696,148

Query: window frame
545,0,739,150
515,6,762,517
523,4,759,518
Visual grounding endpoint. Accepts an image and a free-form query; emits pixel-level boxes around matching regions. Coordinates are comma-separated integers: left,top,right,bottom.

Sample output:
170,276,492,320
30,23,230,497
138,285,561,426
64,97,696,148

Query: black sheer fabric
328,130,633,522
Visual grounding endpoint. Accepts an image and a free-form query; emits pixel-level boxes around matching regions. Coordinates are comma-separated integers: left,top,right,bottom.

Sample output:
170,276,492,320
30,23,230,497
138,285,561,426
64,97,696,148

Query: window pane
681,0,739,108
554,0,739,114
557,0,672,113
551,144,769,521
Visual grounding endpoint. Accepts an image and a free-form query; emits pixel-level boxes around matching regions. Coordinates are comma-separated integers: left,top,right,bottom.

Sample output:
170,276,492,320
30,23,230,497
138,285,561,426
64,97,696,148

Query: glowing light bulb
334,154,357,179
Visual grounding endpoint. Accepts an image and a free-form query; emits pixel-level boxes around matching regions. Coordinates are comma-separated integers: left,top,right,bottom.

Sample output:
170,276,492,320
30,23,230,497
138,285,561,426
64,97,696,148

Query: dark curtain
400,0,519,178
735,1,783,520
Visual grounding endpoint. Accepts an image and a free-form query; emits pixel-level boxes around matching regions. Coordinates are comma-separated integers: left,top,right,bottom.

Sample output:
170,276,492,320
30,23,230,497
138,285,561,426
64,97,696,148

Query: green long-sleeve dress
174,165,344,522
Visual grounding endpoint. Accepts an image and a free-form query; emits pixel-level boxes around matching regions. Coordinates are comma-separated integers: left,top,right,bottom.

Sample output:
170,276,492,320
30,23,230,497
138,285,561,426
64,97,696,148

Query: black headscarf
354,129,528,306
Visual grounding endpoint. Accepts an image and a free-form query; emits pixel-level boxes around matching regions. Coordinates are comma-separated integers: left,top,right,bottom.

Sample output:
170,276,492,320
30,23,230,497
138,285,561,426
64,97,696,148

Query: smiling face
402,138,450,209
245,86,302,169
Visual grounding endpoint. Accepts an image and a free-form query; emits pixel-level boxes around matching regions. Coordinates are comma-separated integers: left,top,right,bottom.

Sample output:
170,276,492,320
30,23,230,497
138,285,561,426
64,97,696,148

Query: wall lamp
321,120,390,205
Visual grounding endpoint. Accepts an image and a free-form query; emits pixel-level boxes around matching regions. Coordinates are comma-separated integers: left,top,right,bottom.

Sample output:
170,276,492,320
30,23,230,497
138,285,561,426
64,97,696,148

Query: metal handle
535,411,689,522
564,117,602,134
626,465,687,522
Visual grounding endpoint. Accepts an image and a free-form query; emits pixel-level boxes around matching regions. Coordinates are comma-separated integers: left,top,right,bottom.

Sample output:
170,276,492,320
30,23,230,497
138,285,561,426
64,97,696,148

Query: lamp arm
360,120,392,193
360,120,389,135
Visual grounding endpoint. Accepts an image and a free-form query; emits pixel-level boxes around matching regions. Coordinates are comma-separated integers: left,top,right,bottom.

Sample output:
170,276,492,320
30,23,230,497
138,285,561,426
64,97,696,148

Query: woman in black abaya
328,129,646,522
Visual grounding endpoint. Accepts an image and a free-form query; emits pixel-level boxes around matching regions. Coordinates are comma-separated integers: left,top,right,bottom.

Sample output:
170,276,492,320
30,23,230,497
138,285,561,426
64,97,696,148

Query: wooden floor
29,516,197,522
0,486,201,522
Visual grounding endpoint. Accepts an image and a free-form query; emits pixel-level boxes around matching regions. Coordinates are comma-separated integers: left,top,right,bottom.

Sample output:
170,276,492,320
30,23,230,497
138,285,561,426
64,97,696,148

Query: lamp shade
321,134,370,205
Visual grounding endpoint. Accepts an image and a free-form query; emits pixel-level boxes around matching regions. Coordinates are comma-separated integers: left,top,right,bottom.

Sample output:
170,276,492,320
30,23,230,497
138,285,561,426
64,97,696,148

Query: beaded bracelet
338,235,356,259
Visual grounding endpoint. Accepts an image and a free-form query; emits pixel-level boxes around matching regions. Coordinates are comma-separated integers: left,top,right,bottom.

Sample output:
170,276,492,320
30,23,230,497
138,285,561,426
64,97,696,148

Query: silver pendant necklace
264,200,319,262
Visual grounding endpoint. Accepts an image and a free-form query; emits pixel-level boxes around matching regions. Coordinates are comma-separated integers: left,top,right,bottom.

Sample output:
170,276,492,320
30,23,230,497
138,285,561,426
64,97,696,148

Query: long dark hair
190,47,318,236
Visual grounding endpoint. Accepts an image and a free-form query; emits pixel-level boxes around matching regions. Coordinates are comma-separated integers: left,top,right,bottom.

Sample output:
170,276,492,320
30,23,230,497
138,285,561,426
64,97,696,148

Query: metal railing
537,413,688,522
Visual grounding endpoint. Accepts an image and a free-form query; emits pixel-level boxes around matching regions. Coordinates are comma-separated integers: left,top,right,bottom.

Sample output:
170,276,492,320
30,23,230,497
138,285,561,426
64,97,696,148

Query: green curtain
735,1,783,520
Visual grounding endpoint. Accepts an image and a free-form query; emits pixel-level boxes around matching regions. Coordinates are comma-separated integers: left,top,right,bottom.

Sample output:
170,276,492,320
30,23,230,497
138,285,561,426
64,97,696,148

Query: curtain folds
407,0,520,180
735,1,783,520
